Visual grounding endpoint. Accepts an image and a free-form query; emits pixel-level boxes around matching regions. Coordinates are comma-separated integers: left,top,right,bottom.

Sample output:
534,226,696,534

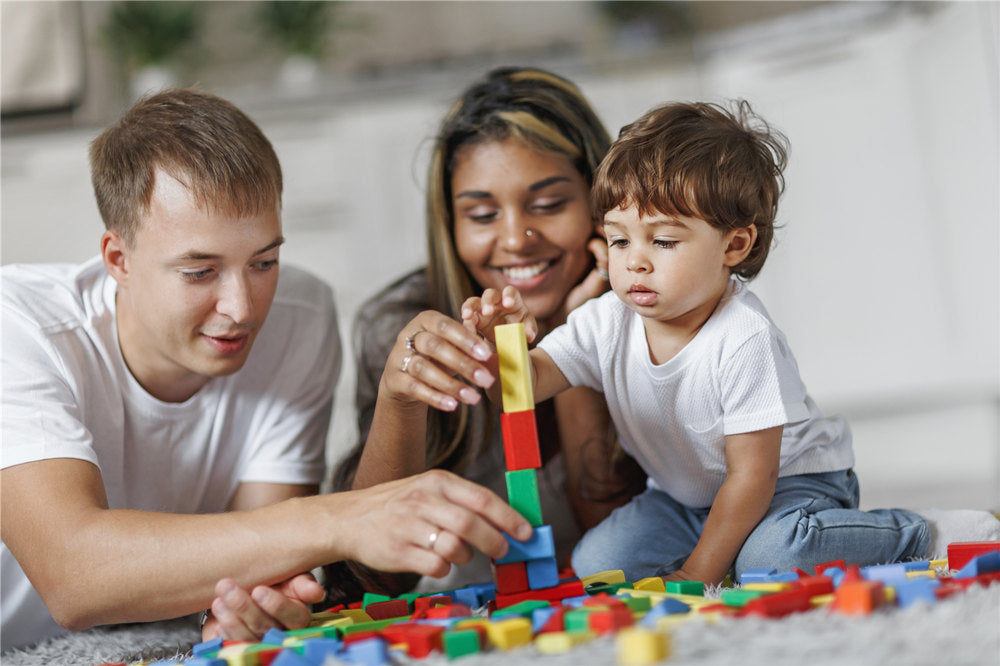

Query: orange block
831,580,885,615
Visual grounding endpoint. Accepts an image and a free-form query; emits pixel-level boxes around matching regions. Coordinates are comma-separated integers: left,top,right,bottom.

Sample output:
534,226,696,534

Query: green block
563,608,594,634
443,629,481,660
720,588,767,607
665,580,704,596
340,617,402,635
585,581,633,596
284,625,342,639
619,595,651,612
505,469,543,526
362,592,392,607
492,599,551,619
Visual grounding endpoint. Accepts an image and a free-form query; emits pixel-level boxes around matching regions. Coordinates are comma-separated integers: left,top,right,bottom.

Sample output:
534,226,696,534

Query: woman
326,66,645,602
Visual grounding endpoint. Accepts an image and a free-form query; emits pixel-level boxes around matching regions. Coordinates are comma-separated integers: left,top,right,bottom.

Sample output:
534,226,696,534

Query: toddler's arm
461,286,572,404
665,426,782,586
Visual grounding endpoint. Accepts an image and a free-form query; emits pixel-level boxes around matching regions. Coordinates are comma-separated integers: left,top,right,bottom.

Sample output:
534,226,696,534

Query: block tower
491,323,581,607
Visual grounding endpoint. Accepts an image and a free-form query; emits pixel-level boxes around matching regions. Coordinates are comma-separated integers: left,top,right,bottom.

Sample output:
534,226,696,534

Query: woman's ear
723,225,757,267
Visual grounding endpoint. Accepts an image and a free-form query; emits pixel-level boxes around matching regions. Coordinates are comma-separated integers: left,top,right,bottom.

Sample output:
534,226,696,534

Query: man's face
107,169,283,402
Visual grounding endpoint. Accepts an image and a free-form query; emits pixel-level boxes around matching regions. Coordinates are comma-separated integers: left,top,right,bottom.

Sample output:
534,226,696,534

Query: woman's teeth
501,261,550,281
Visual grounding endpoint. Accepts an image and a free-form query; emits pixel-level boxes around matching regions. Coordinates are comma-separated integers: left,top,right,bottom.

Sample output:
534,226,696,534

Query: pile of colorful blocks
102,540,1000,666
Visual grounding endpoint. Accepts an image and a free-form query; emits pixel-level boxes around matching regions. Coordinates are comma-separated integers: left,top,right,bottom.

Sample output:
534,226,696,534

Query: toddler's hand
461,286,538,344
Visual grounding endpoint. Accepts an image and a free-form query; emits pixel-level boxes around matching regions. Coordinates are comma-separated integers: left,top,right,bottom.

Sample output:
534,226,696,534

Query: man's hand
202,573,325,641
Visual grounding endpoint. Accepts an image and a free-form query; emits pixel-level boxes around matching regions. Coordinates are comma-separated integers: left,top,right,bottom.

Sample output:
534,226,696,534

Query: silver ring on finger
401,354,414,374
427,527,442,550
596,266,610,281
405,331,420,352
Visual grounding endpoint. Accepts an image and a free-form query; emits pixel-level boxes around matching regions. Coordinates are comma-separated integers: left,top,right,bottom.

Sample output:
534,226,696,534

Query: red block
424,603,472,619
792,575,835,598
413,595,452,614
364,598,410,620
380,624,445,658
743,588,815,618
494,579,585,609
583,593,626,608
588,606,634,634
343,630,383,645
814,559,847,576
500,410,542,470
494,561,529,595
947,541,1000,571
538,606,568,633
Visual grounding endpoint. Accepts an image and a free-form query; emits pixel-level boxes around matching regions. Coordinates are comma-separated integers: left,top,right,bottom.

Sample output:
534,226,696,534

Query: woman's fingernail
440,396,458,411
473,369,494,388
459,387,481,405
473,344,490,360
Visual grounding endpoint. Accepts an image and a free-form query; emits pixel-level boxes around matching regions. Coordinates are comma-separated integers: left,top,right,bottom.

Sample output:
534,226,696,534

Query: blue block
453,587,481,609
861,563,909,585
261,627,288,645
955,550,1000,579
766,571,801,583
531,606,558,633
819,567,846,586
526,556,560,590
495,525,555,564
560,595,590,608
894,578,941,608
270,650,314,666
469,582,497,604
192,636,224,657
739,568,777,583
302,638,343,663
639,598,691,627
185,660,227,666
345,636,390,666
903,559,931,571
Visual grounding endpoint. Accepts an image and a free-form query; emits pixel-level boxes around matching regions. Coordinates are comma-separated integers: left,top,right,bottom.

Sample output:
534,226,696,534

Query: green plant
256,1,335,60
101,1,201,71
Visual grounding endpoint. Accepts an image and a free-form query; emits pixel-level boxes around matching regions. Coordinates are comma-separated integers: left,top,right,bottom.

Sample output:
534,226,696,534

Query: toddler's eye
608,238,628,248
655,239,678,249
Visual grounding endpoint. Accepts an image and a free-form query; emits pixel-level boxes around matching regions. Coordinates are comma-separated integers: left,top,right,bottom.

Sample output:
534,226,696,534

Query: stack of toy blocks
492,323,584,608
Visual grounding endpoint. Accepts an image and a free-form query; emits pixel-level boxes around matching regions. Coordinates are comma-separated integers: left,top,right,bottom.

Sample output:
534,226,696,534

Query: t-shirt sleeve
238,274,341,486
719,328,810,436
1,306,100,470
536,296,606,392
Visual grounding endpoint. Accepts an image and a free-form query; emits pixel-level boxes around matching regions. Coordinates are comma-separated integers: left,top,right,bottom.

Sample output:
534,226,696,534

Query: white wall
3,2,996,509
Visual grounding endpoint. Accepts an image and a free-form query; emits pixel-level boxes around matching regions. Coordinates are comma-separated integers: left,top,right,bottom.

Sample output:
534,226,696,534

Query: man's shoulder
1,257,107,331
273,264,335,310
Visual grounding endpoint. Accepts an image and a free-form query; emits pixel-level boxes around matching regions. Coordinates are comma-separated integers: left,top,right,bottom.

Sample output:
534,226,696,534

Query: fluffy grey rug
3,583,997,666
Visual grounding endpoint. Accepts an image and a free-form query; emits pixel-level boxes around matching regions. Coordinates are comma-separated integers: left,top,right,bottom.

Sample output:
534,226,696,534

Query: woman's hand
382,310,495,413
556,237,610,328
202,572,325,642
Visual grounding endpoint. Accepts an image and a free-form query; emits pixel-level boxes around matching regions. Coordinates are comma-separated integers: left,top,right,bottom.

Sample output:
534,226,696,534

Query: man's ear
723,224,757,267
101,230,129,285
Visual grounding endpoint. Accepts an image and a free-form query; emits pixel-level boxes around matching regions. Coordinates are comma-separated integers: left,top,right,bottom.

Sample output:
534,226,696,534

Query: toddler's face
603,203,741,331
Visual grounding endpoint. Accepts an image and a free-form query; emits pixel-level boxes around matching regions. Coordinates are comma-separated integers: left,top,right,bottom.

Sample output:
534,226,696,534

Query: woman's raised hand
558,236,610,326
383,310,496,413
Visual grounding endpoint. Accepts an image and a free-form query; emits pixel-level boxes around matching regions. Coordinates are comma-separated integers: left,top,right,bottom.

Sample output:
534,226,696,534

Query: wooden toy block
344,636,390,666
580,569,627,587
814,559,848,576
742,588,814,618
270,651,314,666
442,629,481,660
301,639,344,664
485,617,533,650
505,469,544,526
564,608,597,634
379,624,445,658
536,630,593,654
947,541,1000,570
790,575,835,598
894,577,941,608
527,555,560,589
531,605,558,632
537,606,568,633
830,580,885,615
336,608,374,624
412,595,451,614
492,599,552,619
193,637,225,657
720,588,768,607
496,524,555,564
585,581,633,596
363,599,410,621
501,410,542,470
362,592,392,606
616,627,671,665
954,550,1000,579
861,563,909,585
494,578,585,609
739,567,777,583
495,322,535,412
664,580,704,596
619,594,652,613
493,561,529,595
423,603,472,619
741,582,791,593
638,598,691,628
260,628,288,646
633,577,666,592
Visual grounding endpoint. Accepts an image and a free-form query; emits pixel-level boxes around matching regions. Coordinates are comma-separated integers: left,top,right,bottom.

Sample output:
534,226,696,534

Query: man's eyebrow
176,236,285,262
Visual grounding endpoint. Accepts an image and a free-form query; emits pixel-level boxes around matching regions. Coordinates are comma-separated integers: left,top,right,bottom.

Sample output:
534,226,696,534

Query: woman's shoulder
355,268,430,326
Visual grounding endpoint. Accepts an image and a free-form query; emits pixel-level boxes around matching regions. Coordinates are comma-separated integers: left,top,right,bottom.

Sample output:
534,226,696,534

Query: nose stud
525,229,534,237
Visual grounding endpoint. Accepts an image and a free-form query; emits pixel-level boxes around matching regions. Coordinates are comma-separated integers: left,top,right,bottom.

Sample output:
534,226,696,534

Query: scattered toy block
814,560,847,576
442,629,481,660
894,577,941,608
362,599,410,621
345,636,390,666
720,588,768,607
496,524,555,564
954,550,1000,579
742,588,814,618
617,627,671,665
861,563,909,586
638,598,691,627
580,569,627,587
500,410,543,470
664,581,704,596
301,639,343,664
495,323,534,413
739,568,777,583
830,580,885,615
485,617,533,650
791,575,835,598
633,577,666,592
537,605,568,633
947,541,1000,571
589,605,635,634
527,556,560,589
505,469,543,526
536,630,593,654
492,599,552,619
494,578,586,609
379,624,444,658
269,651,313,666
412,595,451,615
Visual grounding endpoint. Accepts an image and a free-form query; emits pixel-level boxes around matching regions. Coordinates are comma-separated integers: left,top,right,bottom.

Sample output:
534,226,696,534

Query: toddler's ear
723,225,757,267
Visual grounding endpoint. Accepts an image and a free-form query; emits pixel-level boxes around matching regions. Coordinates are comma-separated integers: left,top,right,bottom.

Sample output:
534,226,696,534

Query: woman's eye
531,199,567,214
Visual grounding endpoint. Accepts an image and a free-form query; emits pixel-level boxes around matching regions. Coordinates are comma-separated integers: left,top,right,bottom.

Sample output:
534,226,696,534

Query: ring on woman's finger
596,267,610,281
405,331,420,351
427,527,442,550
401,354,414,374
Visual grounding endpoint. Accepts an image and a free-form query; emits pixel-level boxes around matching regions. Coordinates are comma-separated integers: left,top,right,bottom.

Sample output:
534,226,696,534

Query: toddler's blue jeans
570,469,929,582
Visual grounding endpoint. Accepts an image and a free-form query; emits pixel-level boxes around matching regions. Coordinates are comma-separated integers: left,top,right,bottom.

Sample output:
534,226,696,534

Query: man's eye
181,270,212,282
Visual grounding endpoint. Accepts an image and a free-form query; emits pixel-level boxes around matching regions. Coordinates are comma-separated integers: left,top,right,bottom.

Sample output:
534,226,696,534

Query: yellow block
616,627,671,665
535,631,594,654
580,569,627,588
633,577,666,592
929,558,949,571
741,582,791,593
495,323,534,413
906,569,938,579
485,617,533,650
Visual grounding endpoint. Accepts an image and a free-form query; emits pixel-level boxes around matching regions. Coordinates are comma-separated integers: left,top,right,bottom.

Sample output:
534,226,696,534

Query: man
1,89,530,652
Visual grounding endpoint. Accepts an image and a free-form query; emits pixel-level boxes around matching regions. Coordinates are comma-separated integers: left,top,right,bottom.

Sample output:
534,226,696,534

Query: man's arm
1,458,531,633
663,426,782,586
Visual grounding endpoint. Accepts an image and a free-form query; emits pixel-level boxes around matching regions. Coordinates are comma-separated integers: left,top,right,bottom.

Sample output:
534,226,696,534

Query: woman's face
451,138,595,324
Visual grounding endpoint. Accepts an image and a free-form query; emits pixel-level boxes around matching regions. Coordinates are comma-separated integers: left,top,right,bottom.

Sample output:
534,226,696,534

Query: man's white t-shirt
1,256,341,651
537,281,854,509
